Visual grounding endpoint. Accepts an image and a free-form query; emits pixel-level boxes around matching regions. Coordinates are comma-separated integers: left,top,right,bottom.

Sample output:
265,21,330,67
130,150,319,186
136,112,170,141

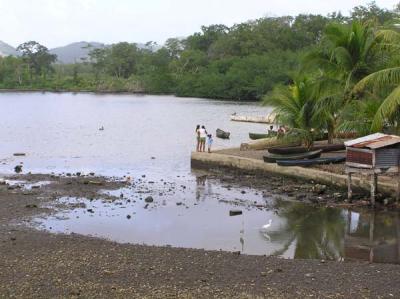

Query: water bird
261,219,272,230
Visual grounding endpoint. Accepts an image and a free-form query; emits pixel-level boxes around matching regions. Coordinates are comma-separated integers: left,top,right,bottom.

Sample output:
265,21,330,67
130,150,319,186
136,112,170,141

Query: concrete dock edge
191,152,398,196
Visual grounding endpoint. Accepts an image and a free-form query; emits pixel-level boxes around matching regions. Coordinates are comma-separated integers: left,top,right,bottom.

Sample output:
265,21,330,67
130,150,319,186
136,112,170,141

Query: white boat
230,113,275,124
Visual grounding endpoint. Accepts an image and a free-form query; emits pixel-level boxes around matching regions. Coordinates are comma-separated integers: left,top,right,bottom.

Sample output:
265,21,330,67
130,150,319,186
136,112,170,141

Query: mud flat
0,173,400,298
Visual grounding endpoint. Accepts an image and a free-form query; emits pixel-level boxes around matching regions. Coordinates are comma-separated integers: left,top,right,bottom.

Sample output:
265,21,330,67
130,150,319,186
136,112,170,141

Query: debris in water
229,210,243,216
145,196,154,203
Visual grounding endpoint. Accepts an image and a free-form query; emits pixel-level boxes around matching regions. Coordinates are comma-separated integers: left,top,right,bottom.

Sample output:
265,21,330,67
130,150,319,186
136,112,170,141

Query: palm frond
354,67,400,92
372,85,400,131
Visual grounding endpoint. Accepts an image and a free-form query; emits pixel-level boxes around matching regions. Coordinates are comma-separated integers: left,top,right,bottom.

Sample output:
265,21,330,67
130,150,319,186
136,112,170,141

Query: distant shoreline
0,88,260,102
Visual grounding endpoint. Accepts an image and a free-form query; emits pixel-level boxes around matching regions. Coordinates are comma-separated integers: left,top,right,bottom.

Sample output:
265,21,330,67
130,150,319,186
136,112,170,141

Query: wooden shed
345,133,400,205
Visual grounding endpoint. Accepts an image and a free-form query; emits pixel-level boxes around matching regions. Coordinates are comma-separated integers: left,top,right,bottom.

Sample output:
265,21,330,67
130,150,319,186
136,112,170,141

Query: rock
241,190,246,194
87,209,94,213
14,165,23,173
145,196,154,203
13,153,26,156
89,172,95,176
312,184,327,195
66,173,71,177
151,157,156,159
126,215,131,219
176,202,183,206
25,204,38,208
76,172,81,176
229,210,243,216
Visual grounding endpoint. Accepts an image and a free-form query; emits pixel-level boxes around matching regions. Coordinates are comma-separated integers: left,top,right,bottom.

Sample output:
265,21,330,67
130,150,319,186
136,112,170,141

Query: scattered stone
66,173,71,177
87,209,94,213
13,153,26,156
89,172,95,176
145,196,154,203
76,172,81,176
25,204,38,208
176,202,183,206
126,215,131,219
241,190,246,194
14,165,23,173
229,210,243,216
312,184,327,195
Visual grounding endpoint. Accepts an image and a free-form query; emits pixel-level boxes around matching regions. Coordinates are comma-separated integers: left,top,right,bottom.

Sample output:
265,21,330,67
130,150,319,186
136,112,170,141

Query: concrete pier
191,152,399,197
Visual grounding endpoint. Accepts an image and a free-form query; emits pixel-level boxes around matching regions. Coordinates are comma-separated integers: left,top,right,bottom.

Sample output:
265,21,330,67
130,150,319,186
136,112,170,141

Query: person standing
206,134,213,153
199,125,207,152
195,125,200,152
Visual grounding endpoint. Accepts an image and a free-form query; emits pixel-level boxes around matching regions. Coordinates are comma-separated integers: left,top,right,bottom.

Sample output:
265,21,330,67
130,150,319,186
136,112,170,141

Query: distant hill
0,41,19,57
50,41,106,64
0,40,162,63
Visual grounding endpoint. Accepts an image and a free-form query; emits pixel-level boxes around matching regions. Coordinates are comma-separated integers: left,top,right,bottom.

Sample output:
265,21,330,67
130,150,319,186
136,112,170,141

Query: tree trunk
327,121,335,144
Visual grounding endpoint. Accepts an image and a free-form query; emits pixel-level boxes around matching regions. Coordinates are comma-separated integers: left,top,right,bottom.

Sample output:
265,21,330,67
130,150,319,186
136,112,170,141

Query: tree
17,41,57,80
263,77,321,148
351,1,397,24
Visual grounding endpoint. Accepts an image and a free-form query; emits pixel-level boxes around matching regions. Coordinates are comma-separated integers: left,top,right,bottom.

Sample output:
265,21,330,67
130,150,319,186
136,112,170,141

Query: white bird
262,219,272,230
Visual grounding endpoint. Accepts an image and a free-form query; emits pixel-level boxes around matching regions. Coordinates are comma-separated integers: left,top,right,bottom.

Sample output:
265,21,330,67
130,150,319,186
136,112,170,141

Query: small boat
249,133,269,140
230,113,275,124
268,143,345,155
263,150,322,163
216,128,230,139
277,156,346,167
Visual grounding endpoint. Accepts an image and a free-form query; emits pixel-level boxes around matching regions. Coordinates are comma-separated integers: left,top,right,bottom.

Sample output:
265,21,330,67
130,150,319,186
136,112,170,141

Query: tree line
0,2,399,116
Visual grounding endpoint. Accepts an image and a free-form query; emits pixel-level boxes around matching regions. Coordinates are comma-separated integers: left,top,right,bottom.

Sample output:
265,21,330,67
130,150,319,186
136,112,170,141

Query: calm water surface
2,92,400,264
0,92,270,176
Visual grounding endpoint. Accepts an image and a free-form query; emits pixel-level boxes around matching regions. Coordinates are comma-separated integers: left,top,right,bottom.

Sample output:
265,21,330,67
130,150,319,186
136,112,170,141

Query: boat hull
268,144,345,155
263,150,322,163
249,133,268,140
216,129,230,139
277,156,345,167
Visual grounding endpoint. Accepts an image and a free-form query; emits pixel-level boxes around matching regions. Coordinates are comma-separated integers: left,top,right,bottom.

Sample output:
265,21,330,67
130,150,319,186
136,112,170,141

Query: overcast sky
0,0,398,48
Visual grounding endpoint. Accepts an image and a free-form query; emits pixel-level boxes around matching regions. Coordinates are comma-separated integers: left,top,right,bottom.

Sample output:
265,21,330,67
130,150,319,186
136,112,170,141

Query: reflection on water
33,173,400,264
345,210,400,264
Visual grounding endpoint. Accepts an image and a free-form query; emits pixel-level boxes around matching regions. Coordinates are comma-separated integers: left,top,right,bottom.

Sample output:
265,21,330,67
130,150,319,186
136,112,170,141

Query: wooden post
369,211,375,263
370,173,377,207
347,172,352,202
397,171,400,204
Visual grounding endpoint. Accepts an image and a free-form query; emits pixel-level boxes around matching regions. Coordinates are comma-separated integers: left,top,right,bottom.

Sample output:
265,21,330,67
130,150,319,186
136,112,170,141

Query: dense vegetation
0,2,400,140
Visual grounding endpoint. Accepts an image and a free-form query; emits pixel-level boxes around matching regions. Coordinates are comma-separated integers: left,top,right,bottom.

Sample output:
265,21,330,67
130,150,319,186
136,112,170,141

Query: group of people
195,125,213,153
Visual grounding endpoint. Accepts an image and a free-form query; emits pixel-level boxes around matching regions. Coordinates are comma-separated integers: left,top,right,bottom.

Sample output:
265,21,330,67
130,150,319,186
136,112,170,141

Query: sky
0,0,398,48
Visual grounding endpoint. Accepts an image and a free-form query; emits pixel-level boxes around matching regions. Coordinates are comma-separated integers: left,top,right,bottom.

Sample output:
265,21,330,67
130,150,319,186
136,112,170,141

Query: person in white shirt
198,125,207,152
195,125,201,152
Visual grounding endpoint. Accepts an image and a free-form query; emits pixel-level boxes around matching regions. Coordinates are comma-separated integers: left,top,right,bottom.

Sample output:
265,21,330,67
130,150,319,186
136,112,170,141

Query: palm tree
303,21,389,139
263,77,321,148
352,29,400,133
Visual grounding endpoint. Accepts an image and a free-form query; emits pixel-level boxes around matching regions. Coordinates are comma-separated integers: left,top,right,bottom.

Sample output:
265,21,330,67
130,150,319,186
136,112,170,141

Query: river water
2,92,400,264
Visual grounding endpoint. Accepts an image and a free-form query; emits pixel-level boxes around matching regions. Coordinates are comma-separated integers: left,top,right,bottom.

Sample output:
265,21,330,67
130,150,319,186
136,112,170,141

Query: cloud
0,0,397,48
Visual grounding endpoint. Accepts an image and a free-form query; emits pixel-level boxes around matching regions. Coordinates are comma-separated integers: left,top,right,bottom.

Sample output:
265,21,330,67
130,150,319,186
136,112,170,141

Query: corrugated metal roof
345,133,400,149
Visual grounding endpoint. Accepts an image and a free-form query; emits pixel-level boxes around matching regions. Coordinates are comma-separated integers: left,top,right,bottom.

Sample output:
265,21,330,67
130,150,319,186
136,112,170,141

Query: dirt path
1,174,400,298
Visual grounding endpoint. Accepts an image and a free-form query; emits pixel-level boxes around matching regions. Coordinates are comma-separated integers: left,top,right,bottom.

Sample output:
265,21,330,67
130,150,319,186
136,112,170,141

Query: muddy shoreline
1,173,400,298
